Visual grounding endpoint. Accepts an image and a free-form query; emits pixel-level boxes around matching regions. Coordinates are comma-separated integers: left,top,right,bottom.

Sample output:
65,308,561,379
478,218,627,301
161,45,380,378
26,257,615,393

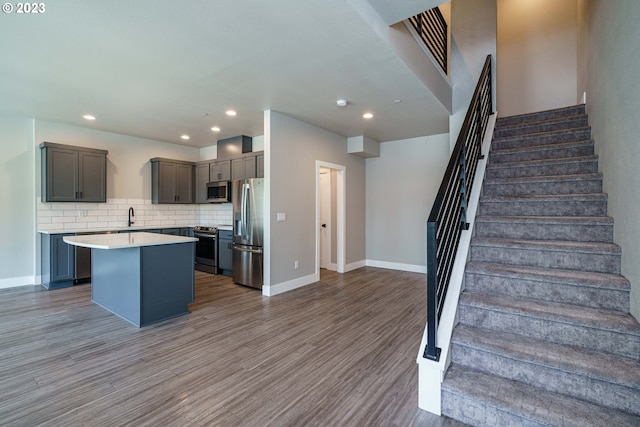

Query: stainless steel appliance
232,178,264,289
206,181,231,203
194,226,218,274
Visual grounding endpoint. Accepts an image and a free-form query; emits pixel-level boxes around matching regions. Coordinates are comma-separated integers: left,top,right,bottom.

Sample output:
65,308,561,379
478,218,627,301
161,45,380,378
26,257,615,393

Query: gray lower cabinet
41,142,108,203
218,230,233,276
151,158,195,204
41,233,75,289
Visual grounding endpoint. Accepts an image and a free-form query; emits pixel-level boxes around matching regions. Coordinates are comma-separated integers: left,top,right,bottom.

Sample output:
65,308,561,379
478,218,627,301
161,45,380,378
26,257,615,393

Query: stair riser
465,272,629,311
492,129,592,151
441,392,536,427
482,178,602,197
490,143,594,163
486,160,598,179
496,106,586,127
494,117,589,139
474,221,613,243
478,199,607,217
458,305,640,360
451,344,640,416
470,244,621,274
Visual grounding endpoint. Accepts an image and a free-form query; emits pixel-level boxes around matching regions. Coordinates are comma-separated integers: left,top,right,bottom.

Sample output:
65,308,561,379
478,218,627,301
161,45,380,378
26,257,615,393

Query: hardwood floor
0,267,464,426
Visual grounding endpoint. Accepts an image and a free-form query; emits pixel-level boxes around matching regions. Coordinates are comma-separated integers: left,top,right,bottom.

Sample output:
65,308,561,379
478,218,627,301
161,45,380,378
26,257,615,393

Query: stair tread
453,324,640,389
493,126,591,142
486,154,598,169
496,105,585,123
443,364,640,427
466,261,629,290
495,114,587,131
484,172,602,185
472,237,621,254
475,215,613,225
491,139,593,155
480,192,607,202
459,291,640,336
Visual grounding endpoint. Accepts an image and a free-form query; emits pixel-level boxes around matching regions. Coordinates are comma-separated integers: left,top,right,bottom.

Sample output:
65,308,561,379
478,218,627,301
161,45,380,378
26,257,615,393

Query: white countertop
39,224,196,235
63,232,197,249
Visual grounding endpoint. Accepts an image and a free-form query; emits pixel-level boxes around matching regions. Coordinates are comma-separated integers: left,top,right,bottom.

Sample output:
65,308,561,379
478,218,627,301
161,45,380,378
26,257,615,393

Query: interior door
319,169,331,269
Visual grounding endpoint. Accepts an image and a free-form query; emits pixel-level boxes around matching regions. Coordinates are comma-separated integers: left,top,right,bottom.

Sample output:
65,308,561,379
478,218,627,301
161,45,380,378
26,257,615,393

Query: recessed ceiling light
83,114,96,121
363,113,374,119
336,99,348,107
211,126,221,132
181,135,190,140
225,110,237,117
393,99,402,104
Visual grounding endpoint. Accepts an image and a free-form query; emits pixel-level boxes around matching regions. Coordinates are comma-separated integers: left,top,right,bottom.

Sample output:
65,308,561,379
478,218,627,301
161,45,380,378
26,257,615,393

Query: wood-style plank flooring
0,267,465,426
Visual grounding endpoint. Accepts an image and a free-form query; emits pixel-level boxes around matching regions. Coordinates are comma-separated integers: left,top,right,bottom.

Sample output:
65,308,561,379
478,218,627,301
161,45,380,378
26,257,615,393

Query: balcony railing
424,55,493,361
409,7,448,74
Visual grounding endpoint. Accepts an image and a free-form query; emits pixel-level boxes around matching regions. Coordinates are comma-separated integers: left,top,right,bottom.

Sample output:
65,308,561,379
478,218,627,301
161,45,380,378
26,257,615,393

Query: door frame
315,161,345,274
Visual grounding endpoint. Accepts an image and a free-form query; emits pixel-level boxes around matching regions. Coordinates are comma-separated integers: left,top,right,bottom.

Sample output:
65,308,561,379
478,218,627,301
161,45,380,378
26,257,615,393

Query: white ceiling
0,1,449,148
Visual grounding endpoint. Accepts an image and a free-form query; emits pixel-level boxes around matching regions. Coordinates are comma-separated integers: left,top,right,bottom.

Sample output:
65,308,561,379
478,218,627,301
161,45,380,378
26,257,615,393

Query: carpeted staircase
441,105,640,426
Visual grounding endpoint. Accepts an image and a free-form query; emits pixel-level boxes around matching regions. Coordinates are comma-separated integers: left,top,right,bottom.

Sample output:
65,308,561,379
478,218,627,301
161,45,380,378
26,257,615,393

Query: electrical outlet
294,260,299,269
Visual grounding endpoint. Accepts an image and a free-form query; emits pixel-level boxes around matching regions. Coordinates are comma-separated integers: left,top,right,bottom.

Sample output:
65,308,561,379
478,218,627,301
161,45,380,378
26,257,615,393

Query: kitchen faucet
128,207,135,227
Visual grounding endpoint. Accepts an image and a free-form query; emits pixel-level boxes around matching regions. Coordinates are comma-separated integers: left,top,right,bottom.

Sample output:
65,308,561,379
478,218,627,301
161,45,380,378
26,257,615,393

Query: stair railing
424,55,493,361
409,7,448,74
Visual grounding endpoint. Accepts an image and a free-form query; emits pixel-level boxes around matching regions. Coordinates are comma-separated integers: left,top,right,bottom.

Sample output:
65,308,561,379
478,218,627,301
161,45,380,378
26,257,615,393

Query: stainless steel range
193,226,218,274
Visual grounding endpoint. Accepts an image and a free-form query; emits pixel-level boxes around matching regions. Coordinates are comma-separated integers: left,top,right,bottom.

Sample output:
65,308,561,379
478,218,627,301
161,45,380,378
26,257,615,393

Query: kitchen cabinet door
44,147,78,202
256,153,264,178
195,163,210,203
78,150,107,202
157,162,177,203
176,163,194,203
41,233,75,289
210,160,230,182
218,230,233,276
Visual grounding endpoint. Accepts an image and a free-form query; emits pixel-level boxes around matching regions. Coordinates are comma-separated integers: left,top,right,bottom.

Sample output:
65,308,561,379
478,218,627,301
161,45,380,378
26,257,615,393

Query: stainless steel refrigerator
232,178,264,289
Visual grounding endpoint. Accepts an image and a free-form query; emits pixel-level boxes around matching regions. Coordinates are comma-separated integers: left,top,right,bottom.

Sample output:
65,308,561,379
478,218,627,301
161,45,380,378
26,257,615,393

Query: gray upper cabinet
256,153,264,178
40,142,108,203
151,158,195,204
209,160,231,182
195,163,210,204
231,153,260,180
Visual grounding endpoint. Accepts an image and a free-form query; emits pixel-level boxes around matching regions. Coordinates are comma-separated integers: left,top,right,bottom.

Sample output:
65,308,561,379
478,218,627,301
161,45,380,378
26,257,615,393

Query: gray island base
64,232,196,327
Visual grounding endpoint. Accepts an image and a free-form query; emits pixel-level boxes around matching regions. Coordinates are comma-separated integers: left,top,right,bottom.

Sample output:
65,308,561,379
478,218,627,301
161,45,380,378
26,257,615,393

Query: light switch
277,212,286,222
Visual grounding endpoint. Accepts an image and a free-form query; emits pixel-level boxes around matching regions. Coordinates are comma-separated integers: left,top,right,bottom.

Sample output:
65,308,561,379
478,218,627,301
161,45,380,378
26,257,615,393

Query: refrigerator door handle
241,183,250,238
233,244,263,254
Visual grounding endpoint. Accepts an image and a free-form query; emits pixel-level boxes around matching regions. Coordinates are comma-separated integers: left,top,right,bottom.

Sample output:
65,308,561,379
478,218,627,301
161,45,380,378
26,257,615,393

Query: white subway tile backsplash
38,198,236,231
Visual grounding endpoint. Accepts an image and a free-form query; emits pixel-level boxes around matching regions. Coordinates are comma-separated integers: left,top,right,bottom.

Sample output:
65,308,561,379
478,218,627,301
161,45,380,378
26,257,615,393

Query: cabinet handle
79,191,83,199
75,191,78,199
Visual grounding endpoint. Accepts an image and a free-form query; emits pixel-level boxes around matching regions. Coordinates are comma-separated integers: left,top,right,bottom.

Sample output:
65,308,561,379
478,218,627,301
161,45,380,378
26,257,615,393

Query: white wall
366,134,450,271
450,0,497,150
0,114,35,288
580,0,640,321
267,111,366,293
497,0,579,116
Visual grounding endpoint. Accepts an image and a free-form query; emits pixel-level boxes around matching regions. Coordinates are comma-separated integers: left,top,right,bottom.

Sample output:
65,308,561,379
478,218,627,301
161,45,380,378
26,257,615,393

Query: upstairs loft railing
424,55,493,361
409,7,448,74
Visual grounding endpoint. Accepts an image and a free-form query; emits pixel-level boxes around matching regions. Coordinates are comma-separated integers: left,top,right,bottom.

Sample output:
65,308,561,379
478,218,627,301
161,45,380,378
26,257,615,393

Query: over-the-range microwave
206,181,231,203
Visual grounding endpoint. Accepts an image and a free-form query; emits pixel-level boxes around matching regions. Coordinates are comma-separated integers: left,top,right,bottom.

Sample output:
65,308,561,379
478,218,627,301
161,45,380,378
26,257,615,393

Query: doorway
316,161,345,274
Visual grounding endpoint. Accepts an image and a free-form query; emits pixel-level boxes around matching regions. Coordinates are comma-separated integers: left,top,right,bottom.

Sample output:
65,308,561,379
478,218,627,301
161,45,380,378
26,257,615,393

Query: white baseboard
0,276,36,289
366,259,427,274
345,260,366,272
263,272,319,297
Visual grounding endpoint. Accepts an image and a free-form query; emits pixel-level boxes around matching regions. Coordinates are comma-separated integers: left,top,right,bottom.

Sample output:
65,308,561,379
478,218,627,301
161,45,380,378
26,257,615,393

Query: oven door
194,232,217,268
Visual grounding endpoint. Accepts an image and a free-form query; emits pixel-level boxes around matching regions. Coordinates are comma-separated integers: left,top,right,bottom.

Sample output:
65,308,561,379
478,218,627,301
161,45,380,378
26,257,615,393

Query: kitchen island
64,232,197,327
